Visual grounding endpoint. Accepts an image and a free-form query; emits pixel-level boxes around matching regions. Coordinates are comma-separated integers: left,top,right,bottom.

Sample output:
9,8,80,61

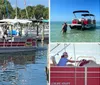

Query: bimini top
81,14,95,16
73,10,89,13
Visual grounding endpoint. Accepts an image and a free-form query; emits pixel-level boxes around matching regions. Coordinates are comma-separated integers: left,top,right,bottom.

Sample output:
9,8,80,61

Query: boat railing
1,42,25,47
50,66,100,85
0,38,36,47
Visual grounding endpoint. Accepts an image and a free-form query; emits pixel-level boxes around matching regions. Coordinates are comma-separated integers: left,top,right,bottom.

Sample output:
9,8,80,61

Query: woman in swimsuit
62,23,67,33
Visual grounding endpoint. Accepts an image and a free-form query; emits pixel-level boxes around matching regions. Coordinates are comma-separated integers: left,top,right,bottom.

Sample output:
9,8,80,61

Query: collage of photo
0,0,100,85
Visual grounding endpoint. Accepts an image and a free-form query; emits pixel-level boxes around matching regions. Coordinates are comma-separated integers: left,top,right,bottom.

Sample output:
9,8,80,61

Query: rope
53,44,70,56
50,44,60,52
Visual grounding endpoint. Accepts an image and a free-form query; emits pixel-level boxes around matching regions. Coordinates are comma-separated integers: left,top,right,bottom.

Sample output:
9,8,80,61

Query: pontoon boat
69,10,96,30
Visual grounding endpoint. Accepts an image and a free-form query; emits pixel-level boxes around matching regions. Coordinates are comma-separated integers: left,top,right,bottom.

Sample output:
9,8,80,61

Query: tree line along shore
0,0,49,20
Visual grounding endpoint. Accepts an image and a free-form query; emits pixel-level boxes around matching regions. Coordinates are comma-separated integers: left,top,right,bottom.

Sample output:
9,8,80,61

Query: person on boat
2,28,8,41
61,22,67,33
51,52,80,66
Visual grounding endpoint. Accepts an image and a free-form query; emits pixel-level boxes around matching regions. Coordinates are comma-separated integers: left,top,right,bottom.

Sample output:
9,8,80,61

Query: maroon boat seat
78,59,90,66
82,19,88,25
78,59,99,67
72,19,79,24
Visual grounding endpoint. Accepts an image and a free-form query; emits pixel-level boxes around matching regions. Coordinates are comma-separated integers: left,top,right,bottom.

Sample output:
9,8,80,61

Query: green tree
0,0,49,20
21,9,26,18
0,0,13,19
15,7,21,18
43,7,49,19
0,0,6,19
7,1,13,18
26,6,35,18
34,5,45,19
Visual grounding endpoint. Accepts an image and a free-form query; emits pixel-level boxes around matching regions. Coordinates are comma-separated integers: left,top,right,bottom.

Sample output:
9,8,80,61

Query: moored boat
69,10,96,30
50,44,100,85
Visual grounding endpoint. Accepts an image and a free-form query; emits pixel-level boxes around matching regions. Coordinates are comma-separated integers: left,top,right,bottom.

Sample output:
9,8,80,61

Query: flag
24,0,26,5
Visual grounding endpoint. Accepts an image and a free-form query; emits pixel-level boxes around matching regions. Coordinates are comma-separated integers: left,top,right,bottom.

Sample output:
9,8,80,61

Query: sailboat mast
16,0,17,18
24,0,29,19
4,0,9,18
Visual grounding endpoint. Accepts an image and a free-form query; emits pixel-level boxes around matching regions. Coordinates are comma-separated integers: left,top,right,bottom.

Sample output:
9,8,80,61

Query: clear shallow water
0,45,47,85
50,21,100,42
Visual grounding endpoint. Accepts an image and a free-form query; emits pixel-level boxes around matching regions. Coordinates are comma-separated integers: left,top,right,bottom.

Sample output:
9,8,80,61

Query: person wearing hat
51,52,80,66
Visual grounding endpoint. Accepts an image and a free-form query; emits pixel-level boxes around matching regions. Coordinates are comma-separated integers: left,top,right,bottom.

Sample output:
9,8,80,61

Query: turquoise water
50,21,100,42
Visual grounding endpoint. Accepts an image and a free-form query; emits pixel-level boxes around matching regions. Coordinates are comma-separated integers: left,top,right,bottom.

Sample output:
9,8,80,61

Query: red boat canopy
73,10,89,13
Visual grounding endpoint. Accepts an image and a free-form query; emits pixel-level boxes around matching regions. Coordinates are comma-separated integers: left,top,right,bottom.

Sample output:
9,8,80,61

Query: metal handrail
50,44,60,52
77,56,96,61
53,44,70,56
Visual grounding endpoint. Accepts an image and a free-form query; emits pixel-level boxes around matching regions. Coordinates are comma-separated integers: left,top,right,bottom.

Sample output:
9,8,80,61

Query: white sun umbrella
16,19,32,24
0,19,18,24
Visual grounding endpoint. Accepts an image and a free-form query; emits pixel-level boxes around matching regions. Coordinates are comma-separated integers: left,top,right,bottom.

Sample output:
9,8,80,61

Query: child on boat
51,52,80,66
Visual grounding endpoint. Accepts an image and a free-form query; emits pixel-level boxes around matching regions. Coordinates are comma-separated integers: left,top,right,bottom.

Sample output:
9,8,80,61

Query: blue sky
9,0,49,9
50,0,100,21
